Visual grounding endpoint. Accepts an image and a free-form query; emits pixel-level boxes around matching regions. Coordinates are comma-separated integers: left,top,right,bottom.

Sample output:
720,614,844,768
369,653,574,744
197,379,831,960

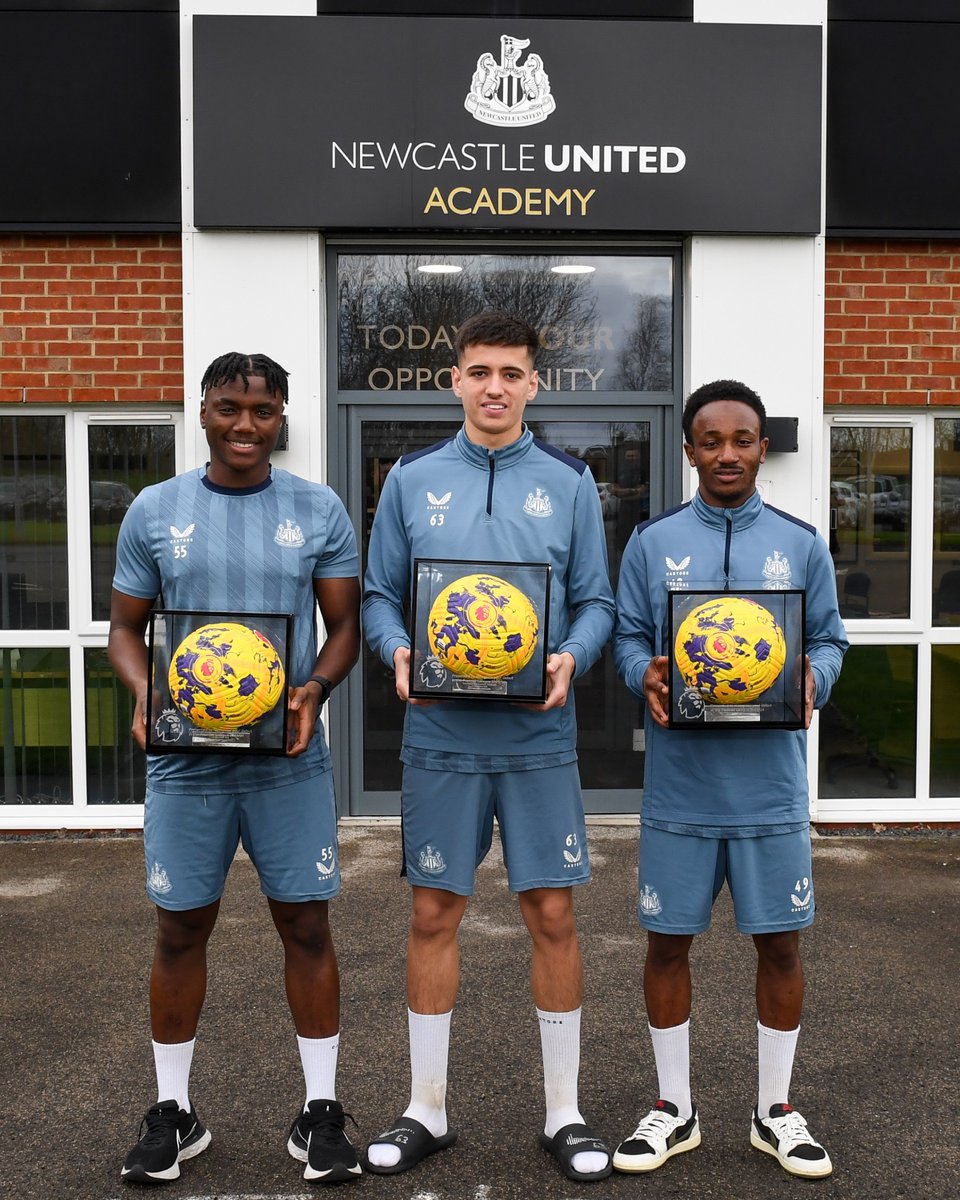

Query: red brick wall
825,239,960,407
0,234,183,404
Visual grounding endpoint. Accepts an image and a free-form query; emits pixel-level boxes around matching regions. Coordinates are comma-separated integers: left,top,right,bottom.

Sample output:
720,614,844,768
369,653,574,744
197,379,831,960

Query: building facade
2,0,958,828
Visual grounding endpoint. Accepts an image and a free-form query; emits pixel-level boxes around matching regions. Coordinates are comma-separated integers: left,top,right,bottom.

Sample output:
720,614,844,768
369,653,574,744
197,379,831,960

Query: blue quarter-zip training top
362,425,615,767
613,489,848,834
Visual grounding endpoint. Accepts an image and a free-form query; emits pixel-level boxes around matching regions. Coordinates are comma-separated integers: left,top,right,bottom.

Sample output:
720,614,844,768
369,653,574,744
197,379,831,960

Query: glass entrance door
327,244,682,814
336,404,664,815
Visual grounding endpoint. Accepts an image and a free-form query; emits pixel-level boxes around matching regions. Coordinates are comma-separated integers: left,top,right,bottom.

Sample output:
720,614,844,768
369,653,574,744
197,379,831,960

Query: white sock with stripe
538,1007,608,1175
367,1008,451,1169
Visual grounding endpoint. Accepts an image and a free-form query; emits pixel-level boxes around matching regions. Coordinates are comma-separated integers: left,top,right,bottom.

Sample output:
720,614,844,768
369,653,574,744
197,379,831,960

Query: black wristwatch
305,674,333,706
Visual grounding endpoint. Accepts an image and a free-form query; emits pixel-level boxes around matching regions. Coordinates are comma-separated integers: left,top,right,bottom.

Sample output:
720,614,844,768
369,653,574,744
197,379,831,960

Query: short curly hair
682,379,765,444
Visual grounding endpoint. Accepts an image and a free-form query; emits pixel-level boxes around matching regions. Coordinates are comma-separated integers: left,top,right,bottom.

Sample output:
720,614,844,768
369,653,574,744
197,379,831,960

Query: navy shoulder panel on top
636,501,690,536
764,503,818,537
532,437,587,476
399,437,455,468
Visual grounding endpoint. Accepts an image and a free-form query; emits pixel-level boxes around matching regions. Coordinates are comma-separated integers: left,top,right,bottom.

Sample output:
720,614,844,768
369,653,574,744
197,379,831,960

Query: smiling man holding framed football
362,312,616,1184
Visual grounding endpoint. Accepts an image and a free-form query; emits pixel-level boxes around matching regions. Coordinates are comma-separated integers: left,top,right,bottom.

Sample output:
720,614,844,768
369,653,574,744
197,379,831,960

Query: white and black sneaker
121,1099,211,1184
751,1103,833,1178
612,1099,701,1173
288,1099,362,1184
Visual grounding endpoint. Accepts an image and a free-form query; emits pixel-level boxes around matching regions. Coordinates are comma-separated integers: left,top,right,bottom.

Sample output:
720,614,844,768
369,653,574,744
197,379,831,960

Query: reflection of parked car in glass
0,474,67,519
846,474,906,528
595,481,619,520
90,481,136,524
935,477,960,525
830,481,861,527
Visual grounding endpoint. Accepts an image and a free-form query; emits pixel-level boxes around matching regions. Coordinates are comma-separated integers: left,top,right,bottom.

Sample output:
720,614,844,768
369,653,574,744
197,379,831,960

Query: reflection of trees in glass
611,295,672,391
88,425,176,491
935,419,960,453
337,254,602,390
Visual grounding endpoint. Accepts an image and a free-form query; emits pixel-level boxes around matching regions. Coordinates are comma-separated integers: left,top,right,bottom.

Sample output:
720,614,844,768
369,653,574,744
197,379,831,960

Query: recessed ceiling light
551,264,596,275
418,264,463,274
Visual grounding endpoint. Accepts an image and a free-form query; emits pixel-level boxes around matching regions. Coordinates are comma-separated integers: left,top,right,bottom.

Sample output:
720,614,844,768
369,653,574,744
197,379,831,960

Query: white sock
297,1032,339,1106
367,1009,451,1170
757,1021,799,1116
538,1007,608,1176
153,1038,194,1113
649,1020,692,1120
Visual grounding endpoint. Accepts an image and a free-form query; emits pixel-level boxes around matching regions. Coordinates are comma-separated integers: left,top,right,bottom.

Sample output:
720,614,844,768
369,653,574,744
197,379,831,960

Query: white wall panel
183,232,324,483
685,235,825,524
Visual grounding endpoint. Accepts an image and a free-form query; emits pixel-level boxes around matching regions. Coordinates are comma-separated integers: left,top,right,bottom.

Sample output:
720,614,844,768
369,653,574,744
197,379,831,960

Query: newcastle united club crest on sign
465,34,556,127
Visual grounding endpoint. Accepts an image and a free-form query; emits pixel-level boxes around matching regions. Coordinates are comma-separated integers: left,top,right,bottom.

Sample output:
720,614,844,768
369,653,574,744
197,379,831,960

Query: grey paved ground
1,825,958,1200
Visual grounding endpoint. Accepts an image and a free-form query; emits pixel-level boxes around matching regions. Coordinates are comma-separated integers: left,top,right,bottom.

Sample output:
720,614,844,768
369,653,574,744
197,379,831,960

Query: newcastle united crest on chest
465,34,556,127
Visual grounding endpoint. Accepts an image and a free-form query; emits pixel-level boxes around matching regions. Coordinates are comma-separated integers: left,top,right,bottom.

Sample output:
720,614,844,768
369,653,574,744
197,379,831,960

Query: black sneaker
287,1099,362,1184
750,1103,833,1178
612,1099,701,1173
121,1099,211,1184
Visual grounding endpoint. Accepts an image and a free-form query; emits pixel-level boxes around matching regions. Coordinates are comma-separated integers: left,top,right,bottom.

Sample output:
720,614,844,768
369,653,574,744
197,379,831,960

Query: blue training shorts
143,770,341,911
637,824,815,935
401,761,591,895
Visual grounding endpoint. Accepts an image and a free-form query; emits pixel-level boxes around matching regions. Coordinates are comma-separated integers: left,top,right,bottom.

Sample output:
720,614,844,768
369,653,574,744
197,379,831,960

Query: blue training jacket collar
455,423,532,469
690,487,765,530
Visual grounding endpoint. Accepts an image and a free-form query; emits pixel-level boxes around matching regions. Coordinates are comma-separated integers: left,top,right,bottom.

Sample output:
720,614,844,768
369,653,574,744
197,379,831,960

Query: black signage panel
194,16,821,234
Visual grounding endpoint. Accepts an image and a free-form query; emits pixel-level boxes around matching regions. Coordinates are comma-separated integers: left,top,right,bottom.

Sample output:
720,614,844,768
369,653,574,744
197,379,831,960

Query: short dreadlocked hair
200,352,290,405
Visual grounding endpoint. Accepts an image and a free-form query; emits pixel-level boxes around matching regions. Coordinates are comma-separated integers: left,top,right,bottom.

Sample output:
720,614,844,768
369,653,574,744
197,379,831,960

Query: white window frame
1,407,183,831
819,412,960,824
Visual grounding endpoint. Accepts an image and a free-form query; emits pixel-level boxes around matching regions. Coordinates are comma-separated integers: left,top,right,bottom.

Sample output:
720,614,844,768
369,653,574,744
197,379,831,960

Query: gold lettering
423,187,448,214
422,186,598,218
545,188,571,215
497,188,523,215
448,187,473,215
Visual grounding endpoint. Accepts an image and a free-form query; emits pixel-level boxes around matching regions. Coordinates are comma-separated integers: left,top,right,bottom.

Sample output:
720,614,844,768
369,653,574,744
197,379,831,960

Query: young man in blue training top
612,380,847,1181
362,312,616,1184
108,352,361,1186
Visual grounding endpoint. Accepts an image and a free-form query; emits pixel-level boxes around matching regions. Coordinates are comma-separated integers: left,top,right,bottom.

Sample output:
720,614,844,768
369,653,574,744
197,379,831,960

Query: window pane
0,415,68,630
931,645,960,797
89,424,176,621
528,420,650,791
819,644,916,799
830,425,911,619
0,647,72,805
933,419,960,626
361,420,461,793
84,648,145,804
338,252,674,393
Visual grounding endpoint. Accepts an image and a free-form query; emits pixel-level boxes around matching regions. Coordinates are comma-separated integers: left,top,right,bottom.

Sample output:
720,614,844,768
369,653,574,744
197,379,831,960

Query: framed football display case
408,559,551,702
666,589,806,730
146,609,293,754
